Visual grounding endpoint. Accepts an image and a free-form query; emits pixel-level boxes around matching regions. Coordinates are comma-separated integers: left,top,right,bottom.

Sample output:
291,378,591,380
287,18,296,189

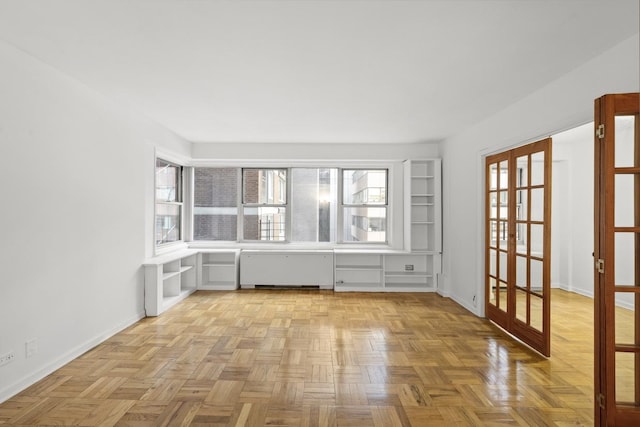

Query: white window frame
154,157,184,250
187,161,397,248
338,168,389,244
240,168,289,242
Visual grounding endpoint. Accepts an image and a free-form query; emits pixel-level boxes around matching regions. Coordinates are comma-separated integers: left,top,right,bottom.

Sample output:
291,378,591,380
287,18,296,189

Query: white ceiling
0,1,637,144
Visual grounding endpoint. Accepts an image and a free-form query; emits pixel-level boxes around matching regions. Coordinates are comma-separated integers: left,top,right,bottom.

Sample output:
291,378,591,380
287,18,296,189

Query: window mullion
285,167,291,242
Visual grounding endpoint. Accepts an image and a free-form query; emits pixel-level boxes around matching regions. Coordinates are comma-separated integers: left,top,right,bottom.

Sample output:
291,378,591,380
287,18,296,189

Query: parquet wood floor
0,289,596,426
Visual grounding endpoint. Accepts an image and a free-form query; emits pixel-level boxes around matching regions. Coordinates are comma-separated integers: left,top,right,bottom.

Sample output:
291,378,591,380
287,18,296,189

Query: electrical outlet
0,351,15,367
404,264,414,271
26,339,38,358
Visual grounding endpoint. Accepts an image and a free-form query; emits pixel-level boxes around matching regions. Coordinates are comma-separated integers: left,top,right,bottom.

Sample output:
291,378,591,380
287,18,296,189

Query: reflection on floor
0,289,596,426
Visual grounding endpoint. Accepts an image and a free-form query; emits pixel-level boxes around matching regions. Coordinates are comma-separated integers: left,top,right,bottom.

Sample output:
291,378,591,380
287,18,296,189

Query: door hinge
597,393,605,409
596,259,605,273
596,124,605,139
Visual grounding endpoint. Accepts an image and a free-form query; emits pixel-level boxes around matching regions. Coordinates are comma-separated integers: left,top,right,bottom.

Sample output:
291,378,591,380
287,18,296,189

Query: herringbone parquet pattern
0,290,595,426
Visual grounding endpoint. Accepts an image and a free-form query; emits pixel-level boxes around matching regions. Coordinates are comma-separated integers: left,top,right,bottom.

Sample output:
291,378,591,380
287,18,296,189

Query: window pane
291,168,337,242
343,207,386,242
342,169,387,205
243,169,287,204
155,203,181,244
194,168,238,241
243,207,286,241
156,159,180,202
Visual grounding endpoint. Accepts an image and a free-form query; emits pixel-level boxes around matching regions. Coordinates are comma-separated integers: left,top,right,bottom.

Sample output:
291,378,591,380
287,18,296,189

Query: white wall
551,155,570,289
0,40,190,402
553,118,636,310
440,34,639,315
552,123,593,297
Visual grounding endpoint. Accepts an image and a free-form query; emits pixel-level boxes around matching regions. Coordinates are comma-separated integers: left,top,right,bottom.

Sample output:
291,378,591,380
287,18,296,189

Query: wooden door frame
594,93,640,426
485,151,510,331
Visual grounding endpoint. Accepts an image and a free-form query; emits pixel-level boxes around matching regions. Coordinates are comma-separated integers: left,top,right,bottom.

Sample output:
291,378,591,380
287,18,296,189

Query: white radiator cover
240,250,334,289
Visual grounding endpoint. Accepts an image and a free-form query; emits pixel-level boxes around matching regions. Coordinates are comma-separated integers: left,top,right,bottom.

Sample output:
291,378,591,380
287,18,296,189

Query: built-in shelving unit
334,251,384,291
334,250,437,292
405,159,441,253
142,158,443,313
198,249,240,290
399,159,443,292
383,253,434,291
144,249,199,316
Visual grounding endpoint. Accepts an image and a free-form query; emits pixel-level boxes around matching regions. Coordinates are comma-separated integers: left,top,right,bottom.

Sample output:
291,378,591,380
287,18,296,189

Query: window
190,166,389,244
341,169,388,243
193,168,238,241
291,168,338,242
155,158,182,245
242,169,287,241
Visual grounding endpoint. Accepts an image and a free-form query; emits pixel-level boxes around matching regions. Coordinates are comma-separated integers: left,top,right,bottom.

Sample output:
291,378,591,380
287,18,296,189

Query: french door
485,138,552,357
595,93,640,426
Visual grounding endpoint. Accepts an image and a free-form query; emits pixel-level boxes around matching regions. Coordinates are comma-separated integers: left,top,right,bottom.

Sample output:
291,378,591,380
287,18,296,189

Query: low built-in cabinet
144,249,239,316
144,250,198,316
334,252,384,291
384,253,434,291
334,251,436,292
198,250,240,290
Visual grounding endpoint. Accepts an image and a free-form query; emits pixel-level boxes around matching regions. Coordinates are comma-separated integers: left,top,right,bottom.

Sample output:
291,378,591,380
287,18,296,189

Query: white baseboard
0,311,145,404
563,285,594,299
449,292,481,316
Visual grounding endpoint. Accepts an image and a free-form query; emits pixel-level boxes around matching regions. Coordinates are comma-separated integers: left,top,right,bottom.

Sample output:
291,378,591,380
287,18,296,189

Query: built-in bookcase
402,159,442,291
405,159,441,253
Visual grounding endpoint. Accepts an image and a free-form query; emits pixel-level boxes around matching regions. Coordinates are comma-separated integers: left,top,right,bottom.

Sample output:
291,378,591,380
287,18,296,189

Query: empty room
0,1,639,426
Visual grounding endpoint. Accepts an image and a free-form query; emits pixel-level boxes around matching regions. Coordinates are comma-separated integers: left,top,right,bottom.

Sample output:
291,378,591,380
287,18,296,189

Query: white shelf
161,289,196,312
385,272,432,277
162,271,181,280
200,281,237,290
334,282,385,292
335,265,382,271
